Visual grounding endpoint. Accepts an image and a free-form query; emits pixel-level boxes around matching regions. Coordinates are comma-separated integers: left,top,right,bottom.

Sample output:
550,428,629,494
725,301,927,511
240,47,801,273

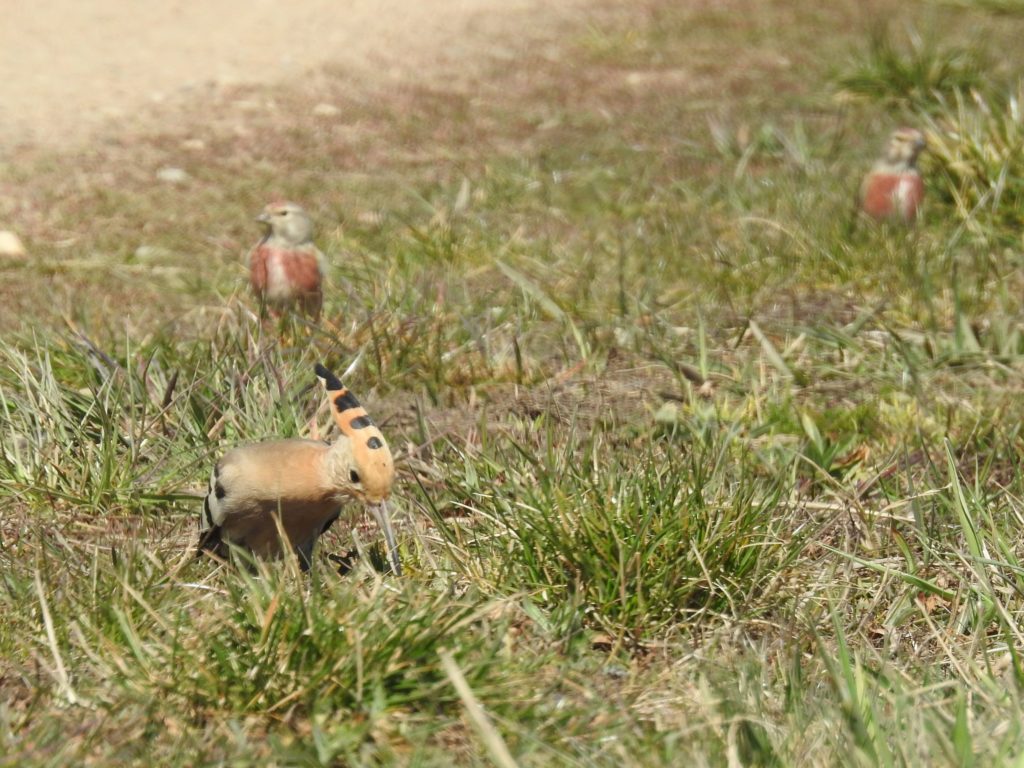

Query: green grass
922,85,1024,237
834,25,991,109
936,0,1024,15
4,0,1024,764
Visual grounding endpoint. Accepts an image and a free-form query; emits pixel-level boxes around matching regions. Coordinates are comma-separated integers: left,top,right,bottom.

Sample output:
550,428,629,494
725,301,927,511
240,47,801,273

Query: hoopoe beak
368,501,402,576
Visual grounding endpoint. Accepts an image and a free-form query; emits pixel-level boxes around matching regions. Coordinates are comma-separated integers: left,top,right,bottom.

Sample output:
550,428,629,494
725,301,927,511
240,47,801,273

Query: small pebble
134,245,172,262
156,167,189,184
312,103,341,117
356,210,384,226
0,230,26,259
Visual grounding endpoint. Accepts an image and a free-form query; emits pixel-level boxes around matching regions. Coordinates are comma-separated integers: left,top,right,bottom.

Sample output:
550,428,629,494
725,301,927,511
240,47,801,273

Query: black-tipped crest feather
334,391,361,411
314,362,343,391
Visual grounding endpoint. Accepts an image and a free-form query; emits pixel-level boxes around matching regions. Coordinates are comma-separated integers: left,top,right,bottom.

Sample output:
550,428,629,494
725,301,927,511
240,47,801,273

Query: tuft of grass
935,0,1024,15
835,26,990,109
921,85,1024,237
431,424,797,642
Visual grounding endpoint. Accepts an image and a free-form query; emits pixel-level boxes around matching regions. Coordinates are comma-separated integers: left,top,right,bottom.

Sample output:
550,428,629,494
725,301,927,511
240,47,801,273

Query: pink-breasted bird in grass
859,127,927,224
249,201,326,319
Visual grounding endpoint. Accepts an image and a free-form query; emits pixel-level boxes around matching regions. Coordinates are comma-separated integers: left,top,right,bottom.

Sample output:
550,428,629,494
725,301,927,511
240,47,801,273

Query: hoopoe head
883,127,927,169
256,201,315,247
314,362,395,504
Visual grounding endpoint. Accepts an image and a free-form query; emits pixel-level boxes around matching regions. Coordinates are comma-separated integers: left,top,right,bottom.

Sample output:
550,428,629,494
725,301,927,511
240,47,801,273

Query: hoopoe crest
198,362,400,574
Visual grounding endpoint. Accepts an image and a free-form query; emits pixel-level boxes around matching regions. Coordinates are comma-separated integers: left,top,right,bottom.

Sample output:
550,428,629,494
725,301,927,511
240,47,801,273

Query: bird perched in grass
860,128,927,224
249,201,326,319
198,362,401,574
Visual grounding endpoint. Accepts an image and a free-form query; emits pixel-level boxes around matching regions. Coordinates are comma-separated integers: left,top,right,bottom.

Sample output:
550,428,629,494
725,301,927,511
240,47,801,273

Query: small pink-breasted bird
859,128,927,224
249,201,326,319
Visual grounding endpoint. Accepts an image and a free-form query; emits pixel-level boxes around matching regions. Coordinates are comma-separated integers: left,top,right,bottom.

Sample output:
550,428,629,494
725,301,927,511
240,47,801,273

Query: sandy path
0,0,584,148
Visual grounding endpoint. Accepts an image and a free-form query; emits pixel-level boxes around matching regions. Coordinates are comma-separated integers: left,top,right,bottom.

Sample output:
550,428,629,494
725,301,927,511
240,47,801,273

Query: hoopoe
249,201,326,319
859,127,927,224
197,362,401,574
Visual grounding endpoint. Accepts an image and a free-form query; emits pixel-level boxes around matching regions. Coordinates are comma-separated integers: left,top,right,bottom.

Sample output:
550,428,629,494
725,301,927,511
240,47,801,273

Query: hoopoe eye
350,470,361,484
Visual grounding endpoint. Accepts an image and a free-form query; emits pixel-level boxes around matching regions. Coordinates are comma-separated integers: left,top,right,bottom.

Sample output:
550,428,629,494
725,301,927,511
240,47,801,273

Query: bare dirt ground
0,0,589,149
